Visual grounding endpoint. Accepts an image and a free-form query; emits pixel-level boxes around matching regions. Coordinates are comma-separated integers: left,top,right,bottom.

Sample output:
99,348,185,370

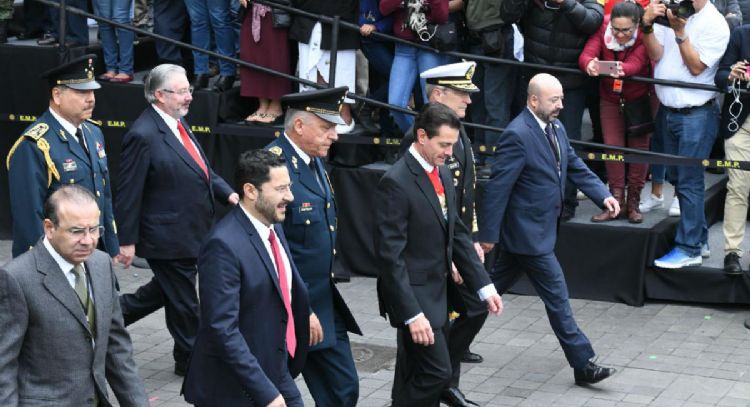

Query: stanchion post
57,0,70,62
329,15,339,88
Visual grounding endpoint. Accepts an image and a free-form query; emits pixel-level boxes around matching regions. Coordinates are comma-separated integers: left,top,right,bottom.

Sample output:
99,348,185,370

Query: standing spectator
359,0,394,133
152,0,188,65
714,24,750,275
380,0,449,133
37,0,89,46
502,0,604,221
6,55,120,260
291,0,360,133
479,74,618,386
740,0,750,24
93,0,135,83
580,1,653,223
715,0,743,31
184,150,311,407
0,185,148,407
238,0,291,124
115,64,239,376
642,0,729,269
186,0,237,91
266,87,363,407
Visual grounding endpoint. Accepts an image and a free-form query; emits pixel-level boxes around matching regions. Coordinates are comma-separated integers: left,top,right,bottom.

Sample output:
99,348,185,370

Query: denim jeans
184,0,236,75
657,101,719,256
93,0,135,74
650,104,666,184
557,86,588,209
388,42,444,133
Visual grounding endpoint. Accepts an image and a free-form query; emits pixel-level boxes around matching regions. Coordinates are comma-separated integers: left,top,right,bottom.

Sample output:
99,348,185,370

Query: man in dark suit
376,103,503,407
7,54,120,260
399,61,490,407
115,64,239,376
0,185,148,406
479,73,618,385
183,149,310,407
266,87,362,406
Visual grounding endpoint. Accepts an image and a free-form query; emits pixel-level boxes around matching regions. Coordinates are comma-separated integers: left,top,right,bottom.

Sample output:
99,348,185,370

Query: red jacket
578,16,652,103
379,0,448,43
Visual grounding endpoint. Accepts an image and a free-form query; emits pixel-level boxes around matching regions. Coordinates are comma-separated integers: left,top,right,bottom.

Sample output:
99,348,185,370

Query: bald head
527,74,564,123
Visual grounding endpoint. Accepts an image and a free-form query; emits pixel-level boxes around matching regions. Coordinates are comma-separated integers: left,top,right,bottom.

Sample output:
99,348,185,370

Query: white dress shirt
152,104,202,152
240,205,293,301
49,108,88,151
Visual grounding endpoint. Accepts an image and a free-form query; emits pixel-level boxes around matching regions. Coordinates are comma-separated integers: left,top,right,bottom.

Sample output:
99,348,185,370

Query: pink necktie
269,230,296,357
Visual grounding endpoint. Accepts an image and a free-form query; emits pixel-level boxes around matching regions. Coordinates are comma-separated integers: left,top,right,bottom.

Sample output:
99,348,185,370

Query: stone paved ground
4,240,750,406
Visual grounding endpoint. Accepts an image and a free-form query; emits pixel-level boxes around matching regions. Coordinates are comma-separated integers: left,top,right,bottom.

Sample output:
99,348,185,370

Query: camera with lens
654,0,696,26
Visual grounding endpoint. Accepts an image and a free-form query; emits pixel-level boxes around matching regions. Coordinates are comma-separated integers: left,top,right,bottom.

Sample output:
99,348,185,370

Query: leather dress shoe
174,361,187,376
724,252,743,276
574,360,615,385
461,350,484,364
212,75,236,92
560,205,576,222
192,73,210,90
440,387,479,407
744,318,750,329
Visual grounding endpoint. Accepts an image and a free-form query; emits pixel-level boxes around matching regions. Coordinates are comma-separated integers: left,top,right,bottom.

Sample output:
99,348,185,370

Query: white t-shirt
653,2,729,108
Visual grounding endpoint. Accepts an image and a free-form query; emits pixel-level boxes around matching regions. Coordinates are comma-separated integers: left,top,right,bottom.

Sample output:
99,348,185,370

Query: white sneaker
701,243,710,258
576,189,586,200
639,194,664,213
668,198,680,217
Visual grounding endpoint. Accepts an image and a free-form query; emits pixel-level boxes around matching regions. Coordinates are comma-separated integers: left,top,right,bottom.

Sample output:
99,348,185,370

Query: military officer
6,54,120,260
399,61,489,407
266,87,362,407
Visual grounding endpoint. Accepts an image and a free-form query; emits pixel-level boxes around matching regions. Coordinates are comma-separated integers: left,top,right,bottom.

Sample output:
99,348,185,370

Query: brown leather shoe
591,187,624,222
627,186,643,224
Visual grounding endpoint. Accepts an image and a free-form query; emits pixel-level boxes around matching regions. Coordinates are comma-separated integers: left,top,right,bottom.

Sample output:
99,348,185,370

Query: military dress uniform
6,55,119,258
266,87,362,407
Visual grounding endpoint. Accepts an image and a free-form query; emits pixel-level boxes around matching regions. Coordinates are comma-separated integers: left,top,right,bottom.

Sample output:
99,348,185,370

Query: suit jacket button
329,225,334,232
305,219,311,225
455,170,460,177
69,179,75,184
333,249,336,256
461,206,466,214
331,272,334,278
326,202,330,209
96,191,101,197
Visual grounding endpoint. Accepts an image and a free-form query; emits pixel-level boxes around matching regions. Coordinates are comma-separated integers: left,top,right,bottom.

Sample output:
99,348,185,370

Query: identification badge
62,159,77,172
612,79,623,93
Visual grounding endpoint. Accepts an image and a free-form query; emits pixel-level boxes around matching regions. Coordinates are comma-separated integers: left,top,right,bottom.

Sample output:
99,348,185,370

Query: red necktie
269,230,296,358
176,121,208,178
426,167,444,196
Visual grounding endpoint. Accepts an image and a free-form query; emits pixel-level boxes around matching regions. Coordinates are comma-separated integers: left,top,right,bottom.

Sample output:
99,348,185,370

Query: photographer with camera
641,0,729,269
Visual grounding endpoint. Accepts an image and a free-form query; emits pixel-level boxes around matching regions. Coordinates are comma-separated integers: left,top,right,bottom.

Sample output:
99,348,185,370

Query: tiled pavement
3,240,750,406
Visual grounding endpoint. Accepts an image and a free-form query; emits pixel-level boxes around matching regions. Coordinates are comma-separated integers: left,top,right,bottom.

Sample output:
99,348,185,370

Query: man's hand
309,313,324,346
267,395,286,407
480,242,495,253
666,9,687,37
603,196,621,219
642,0,666,25
228,192,240,205
360,24,377,36
729,60,750,81
408,315,434,346
473,242,485,263
118,244,136,268
450,263,464,285
485,294,503,316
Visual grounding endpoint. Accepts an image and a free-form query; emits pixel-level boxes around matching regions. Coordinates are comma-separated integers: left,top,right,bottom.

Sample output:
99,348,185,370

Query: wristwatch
675,34,688,44
641,24,654,34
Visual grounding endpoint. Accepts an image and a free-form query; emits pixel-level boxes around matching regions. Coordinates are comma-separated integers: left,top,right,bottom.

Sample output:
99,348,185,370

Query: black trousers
392,324,452,407
119,258,200,364
447,281,488,388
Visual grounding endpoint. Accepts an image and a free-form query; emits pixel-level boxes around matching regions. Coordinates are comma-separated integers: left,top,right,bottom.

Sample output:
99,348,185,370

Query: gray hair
43,185,98,225
284,108,311,132
425,84,445,100
144,64,187,104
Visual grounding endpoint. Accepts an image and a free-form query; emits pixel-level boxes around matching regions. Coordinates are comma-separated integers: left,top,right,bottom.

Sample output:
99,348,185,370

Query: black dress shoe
744,318,750,329
174,361,187,376
724,252,743,276
574,361,616,385
212,75,236,92
461,350,484,364
192,73,210,90
560,205,576,222
440,387,479,407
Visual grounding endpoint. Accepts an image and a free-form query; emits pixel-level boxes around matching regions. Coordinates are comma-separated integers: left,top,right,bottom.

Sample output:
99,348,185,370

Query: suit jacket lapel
406,154,447,231
86,256,108,345
440,165,455,236
235,209,283,299
150,107,208,183
36,243,91,334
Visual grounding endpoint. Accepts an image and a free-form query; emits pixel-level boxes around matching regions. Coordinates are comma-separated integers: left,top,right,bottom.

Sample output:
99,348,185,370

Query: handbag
479,24,510,57
621,95,654,137
426,21,458,51
271,0,291,28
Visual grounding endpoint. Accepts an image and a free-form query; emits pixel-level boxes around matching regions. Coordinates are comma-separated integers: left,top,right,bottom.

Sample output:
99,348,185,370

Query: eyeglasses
65,226,104,239
161,86,194,96
269,183,293,193
611,26,635,34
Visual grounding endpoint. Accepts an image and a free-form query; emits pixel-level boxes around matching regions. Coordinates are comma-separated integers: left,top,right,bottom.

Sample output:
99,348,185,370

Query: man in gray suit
0,185,148,407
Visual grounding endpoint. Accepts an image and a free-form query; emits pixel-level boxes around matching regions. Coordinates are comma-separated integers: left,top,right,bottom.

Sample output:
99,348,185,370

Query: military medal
62,158,77,172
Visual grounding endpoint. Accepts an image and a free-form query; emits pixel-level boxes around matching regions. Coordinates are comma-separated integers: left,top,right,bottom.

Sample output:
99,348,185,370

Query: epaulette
85,118,102,127
5,123,60,187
